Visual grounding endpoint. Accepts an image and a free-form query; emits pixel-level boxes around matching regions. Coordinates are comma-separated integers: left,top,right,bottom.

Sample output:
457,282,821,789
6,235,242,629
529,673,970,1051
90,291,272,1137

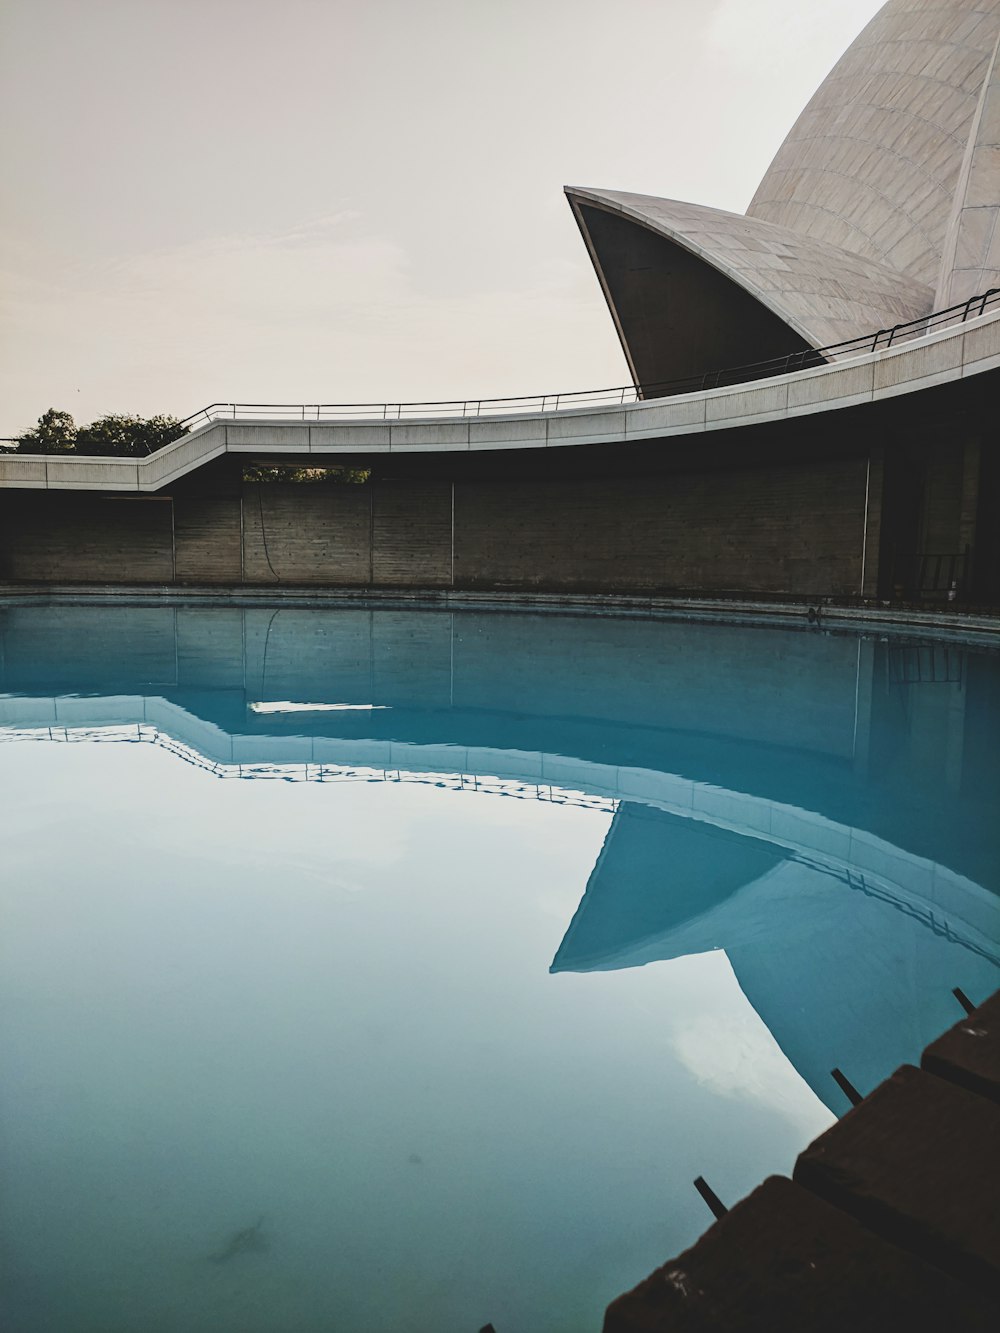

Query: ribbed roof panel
748,1,1000,289
568,187,933,354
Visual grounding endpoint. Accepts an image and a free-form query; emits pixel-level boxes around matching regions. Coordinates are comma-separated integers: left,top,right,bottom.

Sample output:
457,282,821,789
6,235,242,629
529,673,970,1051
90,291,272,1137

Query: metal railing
2,286,997,451
889,548,973,601
887,644,965,686
173,286,1000,431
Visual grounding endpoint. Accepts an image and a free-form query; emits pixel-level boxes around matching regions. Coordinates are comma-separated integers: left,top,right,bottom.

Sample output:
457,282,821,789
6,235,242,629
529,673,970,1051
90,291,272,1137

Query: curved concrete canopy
749,0,1000,291
566,187,933,386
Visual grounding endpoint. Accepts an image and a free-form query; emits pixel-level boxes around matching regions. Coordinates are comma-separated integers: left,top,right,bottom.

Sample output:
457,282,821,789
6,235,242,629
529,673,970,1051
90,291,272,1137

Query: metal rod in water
831,1068,864,1107
693,1176,728,1220
953,987,976,1015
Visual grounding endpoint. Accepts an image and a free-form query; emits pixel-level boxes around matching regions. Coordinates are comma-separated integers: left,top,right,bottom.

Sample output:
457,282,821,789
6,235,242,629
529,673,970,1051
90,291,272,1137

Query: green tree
75,413,185,457
243,465,371,484
15,409,185,456
14,408,78,453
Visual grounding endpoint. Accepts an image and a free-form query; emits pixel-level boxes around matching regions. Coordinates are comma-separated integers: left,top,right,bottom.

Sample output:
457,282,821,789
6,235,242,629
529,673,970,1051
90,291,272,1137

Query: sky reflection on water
1,605,997,1332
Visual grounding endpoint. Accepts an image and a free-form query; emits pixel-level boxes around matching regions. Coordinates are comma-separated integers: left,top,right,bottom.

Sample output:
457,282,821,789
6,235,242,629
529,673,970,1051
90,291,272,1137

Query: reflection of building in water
551,803,999,1115
1,603,998,1111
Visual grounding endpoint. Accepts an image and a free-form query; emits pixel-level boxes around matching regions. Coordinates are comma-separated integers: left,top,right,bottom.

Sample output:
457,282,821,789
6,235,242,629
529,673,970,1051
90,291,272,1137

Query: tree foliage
14,407,77,453
76,414,185,457
15,409,185,456
242,465,371,484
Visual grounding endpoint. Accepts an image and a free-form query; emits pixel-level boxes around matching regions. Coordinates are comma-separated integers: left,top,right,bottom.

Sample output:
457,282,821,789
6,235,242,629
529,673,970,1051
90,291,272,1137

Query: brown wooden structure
604,990,1000,1331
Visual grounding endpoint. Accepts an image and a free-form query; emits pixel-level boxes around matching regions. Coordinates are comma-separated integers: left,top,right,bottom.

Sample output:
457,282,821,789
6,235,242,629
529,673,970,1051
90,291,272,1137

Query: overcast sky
0,0,885,433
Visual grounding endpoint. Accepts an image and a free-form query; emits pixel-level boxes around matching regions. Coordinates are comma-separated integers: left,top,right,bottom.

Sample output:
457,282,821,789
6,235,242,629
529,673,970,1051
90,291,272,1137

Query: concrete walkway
2,309,997,494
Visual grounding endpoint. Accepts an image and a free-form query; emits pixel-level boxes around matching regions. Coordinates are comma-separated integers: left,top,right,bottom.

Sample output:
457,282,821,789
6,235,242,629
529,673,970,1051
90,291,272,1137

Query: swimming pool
1,604,997,1331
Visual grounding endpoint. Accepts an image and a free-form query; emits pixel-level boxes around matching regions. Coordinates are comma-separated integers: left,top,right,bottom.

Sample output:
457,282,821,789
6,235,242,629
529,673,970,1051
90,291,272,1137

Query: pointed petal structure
749,0,1000,289
571,1,1000,390
567,188,933,392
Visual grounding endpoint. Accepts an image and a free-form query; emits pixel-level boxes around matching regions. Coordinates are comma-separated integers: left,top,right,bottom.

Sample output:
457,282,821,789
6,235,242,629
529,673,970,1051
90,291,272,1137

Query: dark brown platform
794,1064,1000,1295
603,988,1000,1331
603,1176,997,1333
922,990,1000,1104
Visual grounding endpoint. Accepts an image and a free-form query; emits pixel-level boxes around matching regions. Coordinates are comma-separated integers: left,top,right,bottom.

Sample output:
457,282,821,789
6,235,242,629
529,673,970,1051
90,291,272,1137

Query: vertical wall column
852,637,876,777
959,436,982,596
861,446,885,599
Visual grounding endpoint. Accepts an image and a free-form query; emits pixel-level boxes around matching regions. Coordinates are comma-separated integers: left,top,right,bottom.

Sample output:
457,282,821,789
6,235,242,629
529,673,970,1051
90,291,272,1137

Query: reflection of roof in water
4,697,996,966
0,718,620,813
3,669,999,1117
551,803,1000,1114
2,602,998,1118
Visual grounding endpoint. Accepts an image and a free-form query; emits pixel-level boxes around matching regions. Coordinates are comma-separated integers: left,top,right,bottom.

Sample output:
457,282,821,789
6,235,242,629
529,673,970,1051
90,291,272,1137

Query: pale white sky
0,0,884,433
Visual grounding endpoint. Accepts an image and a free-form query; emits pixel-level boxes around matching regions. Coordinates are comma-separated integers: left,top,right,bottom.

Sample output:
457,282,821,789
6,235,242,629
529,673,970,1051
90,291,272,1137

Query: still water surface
1,605,998,1332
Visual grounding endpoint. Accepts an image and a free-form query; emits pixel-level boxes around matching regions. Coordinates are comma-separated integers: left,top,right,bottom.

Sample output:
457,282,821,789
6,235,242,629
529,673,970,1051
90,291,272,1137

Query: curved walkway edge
1,310,998,493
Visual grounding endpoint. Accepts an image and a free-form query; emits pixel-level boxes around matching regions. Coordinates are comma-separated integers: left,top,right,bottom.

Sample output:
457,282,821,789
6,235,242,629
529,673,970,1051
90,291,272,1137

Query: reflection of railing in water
835,866,1000,969
889,549,972,603
0,723,620,814
3,719,997,968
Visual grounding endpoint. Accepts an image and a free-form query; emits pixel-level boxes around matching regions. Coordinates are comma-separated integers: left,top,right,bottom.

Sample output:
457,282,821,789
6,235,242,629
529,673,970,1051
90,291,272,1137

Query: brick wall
0,457,867,597
0,493,174,583
454,459,866,595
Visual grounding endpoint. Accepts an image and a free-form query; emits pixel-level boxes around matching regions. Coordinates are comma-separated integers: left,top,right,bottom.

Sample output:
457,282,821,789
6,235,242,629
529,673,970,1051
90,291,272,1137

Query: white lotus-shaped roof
571,0,1000,389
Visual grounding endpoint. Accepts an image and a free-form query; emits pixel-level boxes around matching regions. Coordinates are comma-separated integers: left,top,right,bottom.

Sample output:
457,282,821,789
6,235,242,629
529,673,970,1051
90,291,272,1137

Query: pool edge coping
2,583,999,644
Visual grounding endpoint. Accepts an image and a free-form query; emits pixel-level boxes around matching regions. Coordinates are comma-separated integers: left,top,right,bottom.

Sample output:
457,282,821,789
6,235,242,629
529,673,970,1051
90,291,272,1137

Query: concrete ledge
963,316,1000,367
624,396,706,438
546,408,628,440
705,380,789,424
43,459,142,490
787,360,875,412
2,311,997,491
225,424,309,449
388,421,470,450
872,332,964,396
0,458,47,486
469,417,548,447
311,423,392,451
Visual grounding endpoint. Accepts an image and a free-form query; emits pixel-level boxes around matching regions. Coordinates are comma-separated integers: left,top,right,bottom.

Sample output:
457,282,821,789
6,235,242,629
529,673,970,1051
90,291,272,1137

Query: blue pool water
1,604,998,1332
